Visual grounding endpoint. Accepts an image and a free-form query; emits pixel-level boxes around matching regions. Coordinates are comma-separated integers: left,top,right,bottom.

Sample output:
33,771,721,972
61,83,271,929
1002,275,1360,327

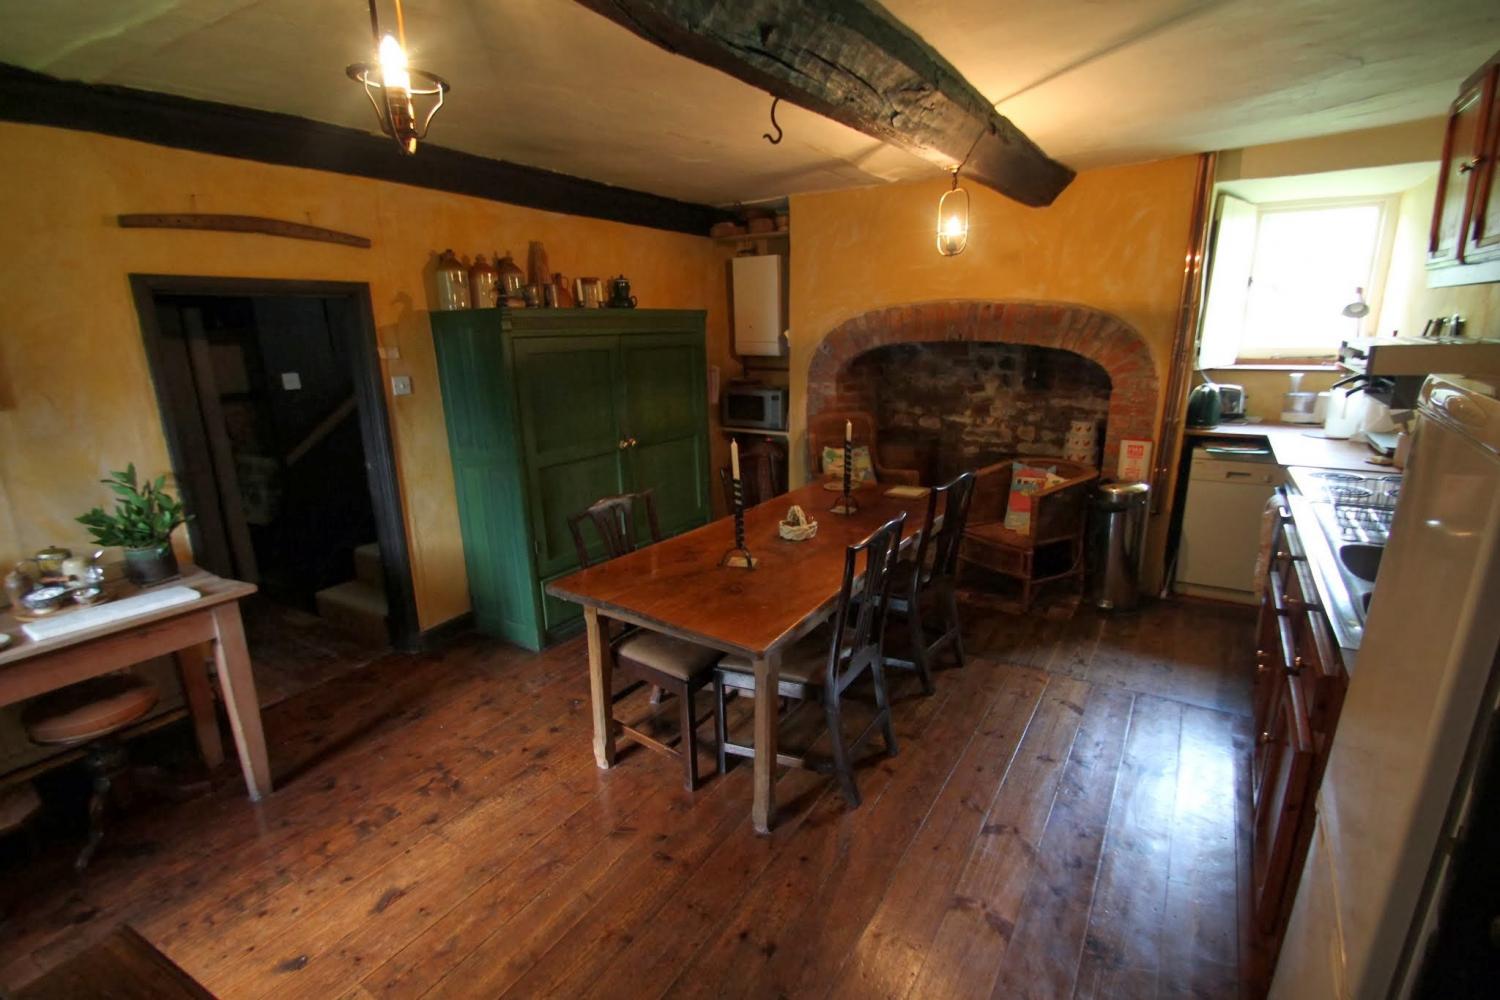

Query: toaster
1217,384,1247,420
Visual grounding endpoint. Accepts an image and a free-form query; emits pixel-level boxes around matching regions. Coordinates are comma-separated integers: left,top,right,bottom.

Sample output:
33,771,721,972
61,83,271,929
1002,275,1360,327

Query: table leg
173,642,224,770
209,602,272,800
752,653,781,835
584,607,617,769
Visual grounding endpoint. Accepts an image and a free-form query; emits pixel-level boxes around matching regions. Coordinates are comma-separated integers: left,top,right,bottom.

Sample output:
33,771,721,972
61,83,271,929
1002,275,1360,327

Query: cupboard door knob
618,439,630,450
628,437,639,447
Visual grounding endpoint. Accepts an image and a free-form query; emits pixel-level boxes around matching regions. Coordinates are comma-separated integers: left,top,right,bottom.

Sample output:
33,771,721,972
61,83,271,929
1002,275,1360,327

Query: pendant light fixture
936,167,970,256
346,0,450,154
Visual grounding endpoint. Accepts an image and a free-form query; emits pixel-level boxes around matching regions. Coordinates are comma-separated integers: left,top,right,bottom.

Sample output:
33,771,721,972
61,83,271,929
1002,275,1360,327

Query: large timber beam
574,0,1075,206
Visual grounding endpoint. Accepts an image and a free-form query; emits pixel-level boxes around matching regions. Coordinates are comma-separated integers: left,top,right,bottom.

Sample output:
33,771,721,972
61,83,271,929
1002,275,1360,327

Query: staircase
314,542,388,644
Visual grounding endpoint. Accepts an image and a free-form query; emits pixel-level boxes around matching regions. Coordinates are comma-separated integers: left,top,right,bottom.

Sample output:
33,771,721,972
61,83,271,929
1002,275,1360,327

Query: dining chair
568,490,722,791
713,512,907,807
717,439,783,510
884,471,977,694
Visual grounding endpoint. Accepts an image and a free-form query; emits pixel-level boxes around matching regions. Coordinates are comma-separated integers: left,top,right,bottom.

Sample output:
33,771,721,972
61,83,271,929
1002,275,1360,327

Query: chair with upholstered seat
807,410,921,486
884,471,977,694
713,513,906,807
23,672,158,871
959,457,1097,610
568,490,723,790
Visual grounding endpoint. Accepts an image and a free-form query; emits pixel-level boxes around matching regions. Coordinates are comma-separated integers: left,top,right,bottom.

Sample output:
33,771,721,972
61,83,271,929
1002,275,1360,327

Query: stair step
353,542,383,589
315,580,388,643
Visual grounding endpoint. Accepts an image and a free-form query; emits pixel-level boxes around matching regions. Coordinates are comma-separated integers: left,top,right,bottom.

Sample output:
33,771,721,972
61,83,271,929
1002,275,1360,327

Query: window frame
1206,194,1401,366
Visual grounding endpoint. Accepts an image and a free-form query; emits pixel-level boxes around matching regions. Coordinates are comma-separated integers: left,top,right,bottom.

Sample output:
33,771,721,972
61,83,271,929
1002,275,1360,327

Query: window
1199,194,1397,366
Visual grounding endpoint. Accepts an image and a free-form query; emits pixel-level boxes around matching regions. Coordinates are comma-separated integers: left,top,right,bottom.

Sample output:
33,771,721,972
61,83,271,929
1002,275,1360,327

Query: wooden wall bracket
117,213,372,248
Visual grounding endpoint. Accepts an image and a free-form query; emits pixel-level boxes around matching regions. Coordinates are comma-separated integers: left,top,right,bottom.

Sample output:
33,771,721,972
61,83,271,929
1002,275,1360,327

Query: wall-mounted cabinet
1428,49,1500,286
431,307,711,650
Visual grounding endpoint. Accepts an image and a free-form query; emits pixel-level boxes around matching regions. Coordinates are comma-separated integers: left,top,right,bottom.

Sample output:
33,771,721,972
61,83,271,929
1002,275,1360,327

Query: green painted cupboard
431,307,711,650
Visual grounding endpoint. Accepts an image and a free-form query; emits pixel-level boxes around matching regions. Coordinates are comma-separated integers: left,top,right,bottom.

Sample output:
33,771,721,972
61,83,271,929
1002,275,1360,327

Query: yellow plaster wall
0,122,727,629
787,157,1203,585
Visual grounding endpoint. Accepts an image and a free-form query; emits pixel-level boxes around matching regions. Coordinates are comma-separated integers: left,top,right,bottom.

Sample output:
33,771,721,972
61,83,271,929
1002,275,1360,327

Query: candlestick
719,476,758,568
730,438,740,480
845,419,852,443
831,433,859,515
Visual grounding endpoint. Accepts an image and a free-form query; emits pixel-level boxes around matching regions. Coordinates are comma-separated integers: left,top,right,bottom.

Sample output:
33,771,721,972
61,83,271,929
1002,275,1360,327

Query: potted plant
76,465,192,585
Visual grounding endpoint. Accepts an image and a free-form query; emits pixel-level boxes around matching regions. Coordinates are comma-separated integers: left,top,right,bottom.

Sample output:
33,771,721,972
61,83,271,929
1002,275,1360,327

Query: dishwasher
1175,442,1284,603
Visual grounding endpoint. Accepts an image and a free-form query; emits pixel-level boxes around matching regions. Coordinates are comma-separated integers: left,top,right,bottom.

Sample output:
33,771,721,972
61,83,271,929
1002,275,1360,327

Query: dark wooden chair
960,457,1098,610
718,438,784,510
713,513,906,807
23,672,159,871
807,409,921,486
884,472,977,694
568,490,722,790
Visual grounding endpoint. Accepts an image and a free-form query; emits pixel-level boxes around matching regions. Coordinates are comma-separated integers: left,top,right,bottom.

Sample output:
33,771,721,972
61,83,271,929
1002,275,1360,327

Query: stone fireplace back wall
841,342,1110,478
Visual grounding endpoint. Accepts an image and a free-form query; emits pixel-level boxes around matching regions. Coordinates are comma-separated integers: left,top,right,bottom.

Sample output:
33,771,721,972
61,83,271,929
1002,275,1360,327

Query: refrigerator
1271,375,1500,998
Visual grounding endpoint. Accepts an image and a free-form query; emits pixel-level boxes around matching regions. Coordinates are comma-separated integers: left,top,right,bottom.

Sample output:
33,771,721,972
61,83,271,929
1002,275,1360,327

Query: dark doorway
130,277,418,652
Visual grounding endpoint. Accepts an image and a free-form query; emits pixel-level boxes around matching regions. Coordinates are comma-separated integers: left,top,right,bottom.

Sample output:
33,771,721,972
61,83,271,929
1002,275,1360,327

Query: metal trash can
1089,481,1150,611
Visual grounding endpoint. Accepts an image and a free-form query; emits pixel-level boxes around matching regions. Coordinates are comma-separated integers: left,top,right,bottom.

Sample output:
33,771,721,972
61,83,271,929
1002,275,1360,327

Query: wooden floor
0,598,1255,999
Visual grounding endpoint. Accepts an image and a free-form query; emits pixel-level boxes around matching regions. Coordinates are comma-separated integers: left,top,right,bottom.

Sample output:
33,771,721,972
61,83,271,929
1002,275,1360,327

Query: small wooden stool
0,782,41,838
23,673,158,872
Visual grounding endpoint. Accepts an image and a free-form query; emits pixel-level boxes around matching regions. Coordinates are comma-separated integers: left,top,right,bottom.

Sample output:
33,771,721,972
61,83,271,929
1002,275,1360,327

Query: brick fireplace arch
805,301,1159,471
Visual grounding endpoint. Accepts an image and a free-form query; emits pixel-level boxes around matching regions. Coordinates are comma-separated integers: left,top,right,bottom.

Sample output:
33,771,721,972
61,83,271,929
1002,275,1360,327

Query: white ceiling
1,1,1495,206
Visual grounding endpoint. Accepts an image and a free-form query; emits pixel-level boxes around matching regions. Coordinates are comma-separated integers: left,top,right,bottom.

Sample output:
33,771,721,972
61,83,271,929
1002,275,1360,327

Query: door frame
128,274,420,651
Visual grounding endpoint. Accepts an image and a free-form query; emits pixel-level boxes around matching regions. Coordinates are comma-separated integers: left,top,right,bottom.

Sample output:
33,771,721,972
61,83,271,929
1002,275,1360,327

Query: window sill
1211,363,1342,372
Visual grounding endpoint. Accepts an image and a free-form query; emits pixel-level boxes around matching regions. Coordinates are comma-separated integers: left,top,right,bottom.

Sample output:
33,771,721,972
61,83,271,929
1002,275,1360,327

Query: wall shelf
720,425,790,439
713,229,789,244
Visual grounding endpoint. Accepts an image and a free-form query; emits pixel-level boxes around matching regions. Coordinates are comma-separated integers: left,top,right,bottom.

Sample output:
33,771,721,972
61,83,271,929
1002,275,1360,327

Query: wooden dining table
546,479,935,833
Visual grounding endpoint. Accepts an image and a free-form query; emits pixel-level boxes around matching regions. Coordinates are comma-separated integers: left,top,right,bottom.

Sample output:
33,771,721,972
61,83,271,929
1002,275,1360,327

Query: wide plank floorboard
0,600,1254,999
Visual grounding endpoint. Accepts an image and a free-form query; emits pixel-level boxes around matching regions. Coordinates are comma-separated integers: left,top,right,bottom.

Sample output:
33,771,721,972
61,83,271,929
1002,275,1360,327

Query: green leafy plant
76,464,192,550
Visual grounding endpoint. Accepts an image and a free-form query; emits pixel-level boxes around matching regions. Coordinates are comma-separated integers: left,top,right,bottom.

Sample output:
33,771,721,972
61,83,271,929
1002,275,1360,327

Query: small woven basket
778,505,819,541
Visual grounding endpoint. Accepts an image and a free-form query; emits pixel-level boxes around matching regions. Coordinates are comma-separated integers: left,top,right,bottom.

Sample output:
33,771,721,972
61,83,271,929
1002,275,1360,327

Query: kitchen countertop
1185,422,1391,472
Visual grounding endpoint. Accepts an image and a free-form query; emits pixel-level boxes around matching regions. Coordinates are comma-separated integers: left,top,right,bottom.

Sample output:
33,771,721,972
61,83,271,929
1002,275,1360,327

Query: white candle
730,439,741,480
845,419,852,443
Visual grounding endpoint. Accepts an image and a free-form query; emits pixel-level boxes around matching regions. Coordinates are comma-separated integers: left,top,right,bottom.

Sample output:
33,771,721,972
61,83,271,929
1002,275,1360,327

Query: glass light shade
936,184,970,256
347,26,450,155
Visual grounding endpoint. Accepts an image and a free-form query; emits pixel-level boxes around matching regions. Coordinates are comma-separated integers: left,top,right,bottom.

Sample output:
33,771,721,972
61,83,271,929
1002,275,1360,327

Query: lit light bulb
378,33,411,95
935,171,970,256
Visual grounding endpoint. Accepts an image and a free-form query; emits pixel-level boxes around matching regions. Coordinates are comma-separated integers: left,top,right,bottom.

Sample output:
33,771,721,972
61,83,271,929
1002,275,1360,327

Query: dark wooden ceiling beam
0,64,730,236
573,0,1075,206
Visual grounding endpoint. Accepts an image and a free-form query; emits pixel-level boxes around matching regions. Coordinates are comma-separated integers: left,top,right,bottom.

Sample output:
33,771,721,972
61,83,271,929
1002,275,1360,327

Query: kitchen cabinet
432,307,710,650
1253,673,1317,938
1428,49,1500,284
1251,487,1351,977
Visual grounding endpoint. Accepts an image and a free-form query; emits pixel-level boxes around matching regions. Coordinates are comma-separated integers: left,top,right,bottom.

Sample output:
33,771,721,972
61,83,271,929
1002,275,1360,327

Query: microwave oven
722,383,788,431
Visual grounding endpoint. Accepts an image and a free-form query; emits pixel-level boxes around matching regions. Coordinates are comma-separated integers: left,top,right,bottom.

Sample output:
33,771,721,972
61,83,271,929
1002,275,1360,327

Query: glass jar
435,249,471,310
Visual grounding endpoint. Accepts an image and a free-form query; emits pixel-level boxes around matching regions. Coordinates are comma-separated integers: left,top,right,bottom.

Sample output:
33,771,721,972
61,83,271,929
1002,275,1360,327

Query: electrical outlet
391,375,413,396
281,372,302,390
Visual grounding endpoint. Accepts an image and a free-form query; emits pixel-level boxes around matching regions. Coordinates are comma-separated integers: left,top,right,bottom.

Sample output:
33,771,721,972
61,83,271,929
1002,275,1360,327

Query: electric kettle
1186,376,1223,428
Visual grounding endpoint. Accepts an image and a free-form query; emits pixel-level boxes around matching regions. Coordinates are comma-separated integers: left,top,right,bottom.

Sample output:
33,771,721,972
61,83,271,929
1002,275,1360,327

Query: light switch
281,372,302,390
391,375,413,396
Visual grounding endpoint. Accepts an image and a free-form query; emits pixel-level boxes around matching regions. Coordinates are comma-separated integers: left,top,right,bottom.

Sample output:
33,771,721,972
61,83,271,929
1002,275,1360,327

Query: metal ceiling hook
762,97,783,145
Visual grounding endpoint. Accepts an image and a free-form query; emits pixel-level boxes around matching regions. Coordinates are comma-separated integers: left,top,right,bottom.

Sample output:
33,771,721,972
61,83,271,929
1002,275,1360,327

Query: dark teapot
607,275,637,309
